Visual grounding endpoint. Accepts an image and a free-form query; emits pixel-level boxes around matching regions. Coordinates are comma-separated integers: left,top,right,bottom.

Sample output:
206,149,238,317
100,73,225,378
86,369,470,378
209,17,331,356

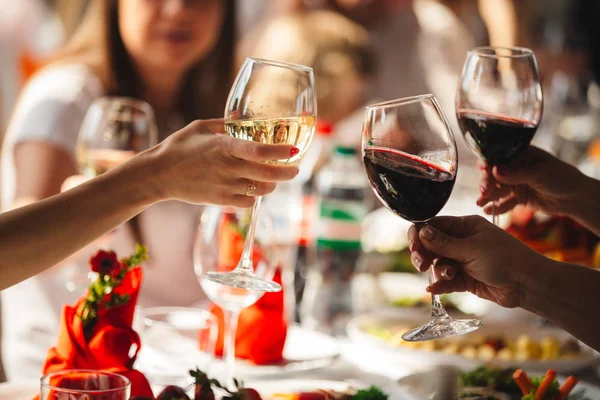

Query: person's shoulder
6,63,104,149
21,63,104,103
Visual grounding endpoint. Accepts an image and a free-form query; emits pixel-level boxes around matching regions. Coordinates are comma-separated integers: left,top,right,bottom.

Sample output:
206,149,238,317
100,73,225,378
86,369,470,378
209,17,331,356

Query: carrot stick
535,369,558,400
557,376,579,400
513,369,532,395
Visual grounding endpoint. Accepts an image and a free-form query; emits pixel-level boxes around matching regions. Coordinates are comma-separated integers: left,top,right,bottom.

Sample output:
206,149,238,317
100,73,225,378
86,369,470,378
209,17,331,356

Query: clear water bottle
300,145,368,335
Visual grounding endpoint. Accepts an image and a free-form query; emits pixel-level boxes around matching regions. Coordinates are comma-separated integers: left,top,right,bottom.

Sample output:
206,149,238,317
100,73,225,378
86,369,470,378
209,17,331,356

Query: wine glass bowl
362,94,481,341
77,96,158,177
456,46,542,225
363,95,458,223
204,57,316,292
225,58,316,164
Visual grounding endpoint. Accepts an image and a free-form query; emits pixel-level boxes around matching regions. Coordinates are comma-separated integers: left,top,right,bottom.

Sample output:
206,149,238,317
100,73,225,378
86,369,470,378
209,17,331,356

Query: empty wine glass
203,57,316,293
194,206,276,388
140,307,217,387
456,47,543,224
362,94,481,341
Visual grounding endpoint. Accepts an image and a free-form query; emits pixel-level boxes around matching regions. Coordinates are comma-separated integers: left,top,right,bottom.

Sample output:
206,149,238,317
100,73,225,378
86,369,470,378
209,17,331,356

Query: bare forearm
520,258,600,352
567,174,600,237
0,159,156,290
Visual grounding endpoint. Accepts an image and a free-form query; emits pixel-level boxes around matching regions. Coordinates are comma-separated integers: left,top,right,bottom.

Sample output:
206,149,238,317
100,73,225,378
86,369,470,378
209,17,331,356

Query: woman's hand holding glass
476,146,596,218
132,118,299,207
407,215,541,308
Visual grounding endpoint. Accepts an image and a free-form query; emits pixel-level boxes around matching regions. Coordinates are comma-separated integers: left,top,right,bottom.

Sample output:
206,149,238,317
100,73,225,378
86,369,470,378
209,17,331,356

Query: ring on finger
245,179,257,197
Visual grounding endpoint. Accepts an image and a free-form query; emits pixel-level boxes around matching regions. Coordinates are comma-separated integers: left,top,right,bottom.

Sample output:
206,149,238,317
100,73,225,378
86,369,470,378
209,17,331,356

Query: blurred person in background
247,9,375,168
0,0,63,142
237,0,481,180
1,0,236,380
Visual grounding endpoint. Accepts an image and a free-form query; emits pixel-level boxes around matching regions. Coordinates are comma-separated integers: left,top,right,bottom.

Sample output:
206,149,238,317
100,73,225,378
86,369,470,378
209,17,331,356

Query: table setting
3,45,600,400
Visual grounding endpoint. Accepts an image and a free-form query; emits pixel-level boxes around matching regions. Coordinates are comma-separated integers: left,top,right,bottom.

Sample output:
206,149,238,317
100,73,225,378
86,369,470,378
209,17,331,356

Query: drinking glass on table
140,307,217,387
194,206,275,389
362,94,481,341
456,46,543,225
202,57,317,293
62,97,158,291
40,370,130,399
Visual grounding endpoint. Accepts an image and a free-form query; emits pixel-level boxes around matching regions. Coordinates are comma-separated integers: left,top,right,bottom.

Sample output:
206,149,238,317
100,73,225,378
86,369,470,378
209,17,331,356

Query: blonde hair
250,10,375,122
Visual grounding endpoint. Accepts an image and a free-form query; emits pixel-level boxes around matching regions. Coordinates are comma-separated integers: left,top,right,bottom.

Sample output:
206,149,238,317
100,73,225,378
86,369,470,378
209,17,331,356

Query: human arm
407,215,600,352
478,146,600,237
0,119,298,290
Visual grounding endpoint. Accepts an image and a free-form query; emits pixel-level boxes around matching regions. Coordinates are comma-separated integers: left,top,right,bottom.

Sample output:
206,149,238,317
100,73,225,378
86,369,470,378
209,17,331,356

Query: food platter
347,312,600,373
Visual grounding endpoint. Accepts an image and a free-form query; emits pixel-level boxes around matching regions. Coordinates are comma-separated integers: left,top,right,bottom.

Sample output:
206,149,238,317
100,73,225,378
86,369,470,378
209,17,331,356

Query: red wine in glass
363,147,456,222
457,109,538,166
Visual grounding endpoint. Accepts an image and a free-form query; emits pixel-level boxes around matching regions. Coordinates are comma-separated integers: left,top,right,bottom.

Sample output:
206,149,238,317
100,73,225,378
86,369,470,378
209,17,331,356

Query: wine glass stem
236,197,263,274
428,266,448,318
223,309,240,389
418,222,449,319
492,200,498,226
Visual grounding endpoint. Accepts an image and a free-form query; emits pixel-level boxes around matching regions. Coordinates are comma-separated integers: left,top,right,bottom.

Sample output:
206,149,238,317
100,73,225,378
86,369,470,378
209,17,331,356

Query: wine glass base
204,271,282,292
401,316,482,342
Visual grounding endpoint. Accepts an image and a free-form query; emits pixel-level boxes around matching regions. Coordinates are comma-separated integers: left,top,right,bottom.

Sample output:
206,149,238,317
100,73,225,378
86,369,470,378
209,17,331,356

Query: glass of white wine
63,97,157,291
77,97,158,177
203,57,317,293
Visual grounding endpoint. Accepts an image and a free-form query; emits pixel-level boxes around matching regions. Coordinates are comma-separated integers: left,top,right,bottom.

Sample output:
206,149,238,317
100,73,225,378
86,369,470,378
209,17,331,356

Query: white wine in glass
77,96,158,178
225,116,316,164
204,58,317,293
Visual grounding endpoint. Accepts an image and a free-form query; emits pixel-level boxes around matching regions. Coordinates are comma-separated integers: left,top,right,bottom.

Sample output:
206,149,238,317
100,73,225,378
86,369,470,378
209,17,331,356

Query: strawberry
190,368,216,400
157,385,190,400
130,397,155,400
240,388,262,400
222,379,263,400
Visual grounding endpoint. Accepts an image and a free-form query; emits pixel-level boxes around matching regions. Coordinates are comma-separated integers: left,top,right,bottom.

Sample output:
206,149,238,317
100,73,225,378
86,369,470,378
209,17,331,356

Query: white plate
138,325,340,380
0,381,39,399
235,326,340,377
347,312,600,374
251,379,421,400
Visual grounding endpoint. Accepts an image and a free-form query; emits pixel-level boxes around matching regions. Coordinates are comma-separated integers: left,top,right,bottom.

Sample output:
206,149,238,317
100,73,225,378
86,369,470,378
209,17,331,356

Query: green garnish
352,386,388,400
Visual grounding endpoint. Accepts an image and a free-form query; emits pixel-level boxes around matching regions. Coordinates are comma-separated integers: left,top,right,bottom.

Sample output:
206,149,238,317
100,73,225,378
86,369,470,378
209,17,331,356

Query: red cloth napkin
209,269,287,365
38,267,153,398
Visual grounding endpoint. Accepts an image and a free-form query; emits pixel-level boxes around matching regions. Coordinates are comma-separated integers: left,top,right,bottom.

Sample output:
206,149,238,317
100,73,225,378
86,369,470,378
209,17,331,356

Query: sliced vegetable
535,369,557,400
557,376,579,400
513,369,532,395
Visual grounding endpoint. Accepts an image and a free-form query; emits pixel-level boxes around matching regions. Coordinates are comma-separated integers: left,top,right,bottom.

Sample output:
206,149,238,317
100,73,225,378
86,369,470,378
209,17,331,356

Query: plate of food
149,369,421,400
347,313,600,373
454,367,599,399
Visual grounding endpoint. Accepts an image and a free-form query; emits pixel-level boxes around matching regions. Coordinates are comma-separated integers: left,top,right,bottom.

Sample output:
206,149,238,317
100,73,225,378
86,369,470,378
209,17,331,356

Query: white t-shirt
0,0,64,131
1,64,206,380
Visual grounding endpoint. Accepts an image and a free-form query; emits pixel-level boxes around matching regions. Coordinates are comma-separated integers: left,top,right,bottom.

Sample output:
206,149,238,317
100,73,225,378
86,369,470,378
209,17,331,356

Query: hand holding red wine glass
456,46,543,224
362,94,481,341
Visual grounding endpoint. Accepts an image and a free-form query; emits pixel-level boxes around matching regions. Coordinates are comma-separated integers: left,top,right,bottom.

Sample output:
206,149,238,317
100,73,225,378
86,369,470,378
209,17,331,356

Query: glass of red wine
362,94,482,341
456,46,543,224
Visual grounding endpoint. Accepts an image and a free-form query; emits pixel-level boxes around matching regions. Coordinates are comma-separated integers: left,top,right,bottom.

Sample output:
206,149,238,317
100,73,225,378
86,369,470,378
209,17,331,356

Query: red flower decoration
90,250,120,276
